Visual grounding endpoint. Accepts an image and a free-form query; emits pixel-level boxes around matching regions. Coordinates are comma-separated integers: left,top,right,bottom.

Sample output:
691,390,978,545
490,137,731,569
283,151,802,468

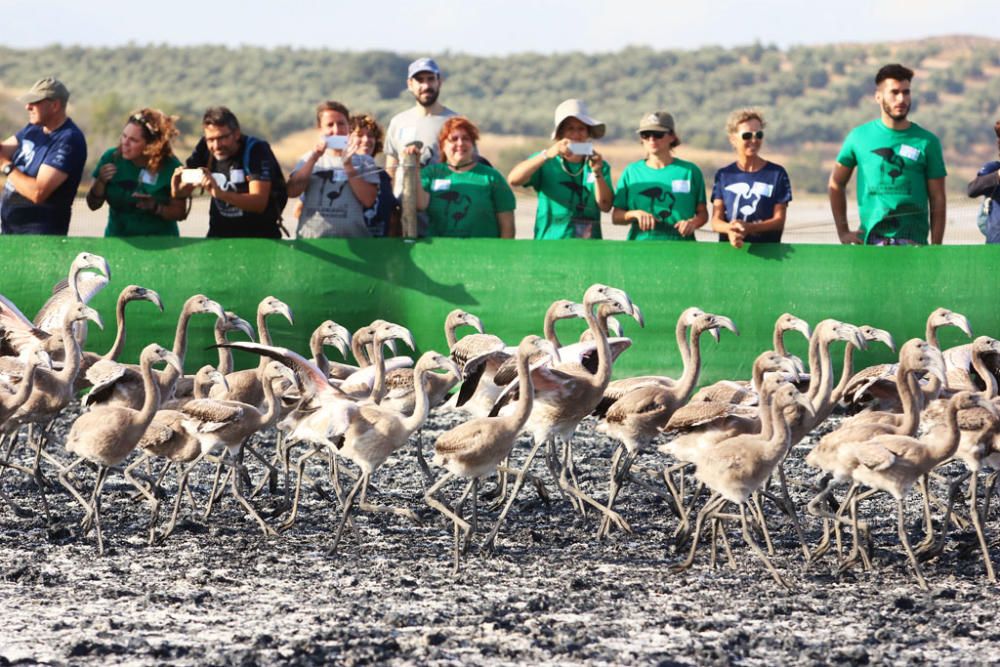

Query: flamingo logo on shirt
724,181,773,220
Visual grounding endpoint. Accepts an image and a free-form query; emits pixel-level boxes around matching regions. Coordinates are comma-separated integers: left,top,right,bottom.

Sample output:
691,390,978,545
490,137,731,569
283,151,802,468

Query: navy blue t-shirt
974,161,1000,244
1,119,87,235
710,161,792,244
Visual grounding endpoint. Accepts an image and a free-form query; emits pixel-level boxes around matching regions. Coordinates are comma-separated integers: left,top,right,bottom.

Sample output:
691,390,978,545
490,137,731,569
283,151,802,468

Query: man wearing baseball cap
383,57,459,182
0,77,87,235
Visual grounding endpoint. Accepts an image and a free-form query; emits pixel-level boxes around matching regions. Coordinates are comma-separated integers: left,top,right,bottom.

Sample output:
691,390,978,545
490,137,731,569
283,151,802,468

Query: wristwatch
1,163,13,176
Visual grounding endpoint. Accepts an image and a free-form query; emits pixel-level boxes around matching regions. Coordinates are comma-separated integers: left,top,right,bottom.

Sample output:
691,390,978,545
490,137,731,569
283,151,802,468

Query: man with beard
0,77,87,235
172,106,287,238
384,58,458,181
829,63,946,245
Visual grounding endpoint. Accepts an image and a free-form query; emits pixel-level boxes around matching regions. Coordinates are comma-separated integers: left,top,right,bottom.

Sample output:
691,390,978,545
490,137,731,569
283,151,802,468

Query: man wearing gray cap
0,77,87,235
383,57,458,182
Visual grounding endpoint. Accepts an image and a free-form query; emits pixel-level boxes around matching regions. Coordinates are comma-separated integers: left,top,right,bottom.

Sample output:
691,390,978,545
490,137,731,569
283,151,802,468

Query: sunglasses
639,130,670,140
740,131,765,141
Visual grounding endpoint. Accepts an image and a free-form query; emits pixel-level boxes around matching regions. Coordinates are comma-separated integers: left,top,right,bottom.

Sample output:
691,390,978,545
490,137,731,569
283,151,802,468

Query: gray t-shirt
384,105,458,167
292,152,380,238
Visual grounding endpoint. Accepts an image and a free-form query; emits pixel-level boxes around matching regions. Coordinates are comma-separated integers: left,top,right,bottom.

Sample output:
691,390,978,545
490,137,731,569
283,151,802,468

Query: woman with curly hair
86,108,187,236
350,113,396,237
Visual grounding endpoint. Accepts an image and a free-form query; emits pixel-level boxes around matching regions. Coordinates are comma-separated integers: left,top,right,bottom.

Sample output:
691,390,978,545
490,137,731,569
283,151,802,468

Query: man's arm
207,177,272,214
828,162,860,244
2,162,68,205
0,135,17,161
385,155,400,183
928,176,946,245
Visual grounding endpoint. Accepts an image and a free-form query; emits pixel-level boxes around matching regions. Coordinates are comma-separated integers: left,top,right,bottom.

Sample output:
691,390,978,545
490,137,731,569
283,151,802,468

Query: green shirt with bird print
836,119,946,244
613,158,706,241
421,163,516,238
524,152,610,240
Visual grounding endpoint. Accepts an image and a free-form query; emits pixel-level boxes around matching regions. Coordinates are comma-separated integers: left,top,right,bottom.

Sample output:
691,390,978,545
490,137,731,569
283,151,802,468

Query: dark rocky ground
2,405,999,666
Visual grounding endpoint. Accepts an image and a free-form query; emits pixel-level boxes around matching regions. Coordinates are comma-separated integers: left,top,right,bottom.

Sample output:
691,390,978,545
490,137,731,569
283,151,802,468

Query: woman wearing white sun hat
508,99,612,239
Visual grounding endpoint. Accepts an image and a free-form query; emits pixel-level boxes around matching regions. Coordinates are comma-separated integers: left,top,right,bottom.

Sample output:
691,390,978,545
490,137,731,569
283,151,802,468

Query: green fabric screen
3,237,996,385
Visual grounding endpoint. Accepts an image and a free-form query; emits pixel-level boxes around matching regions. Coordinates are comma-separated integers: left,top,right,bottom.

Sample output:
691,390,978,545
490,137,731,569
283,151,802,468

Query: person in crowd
508,99,612,239
350,113,396,237
829,63,946,245
286,101,379,238
710,108,792,248
172,106,287,239
612,111,707,241
85,108,187,236
406,116,514,238
384,58,458,182
0,77,87,235
967,120,1000,245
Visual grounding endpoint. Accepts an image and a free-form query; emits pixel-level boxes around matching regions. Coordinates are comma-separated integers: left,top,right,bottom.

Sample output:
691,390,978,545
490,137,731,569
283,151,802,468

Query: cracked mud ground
2,407,999,666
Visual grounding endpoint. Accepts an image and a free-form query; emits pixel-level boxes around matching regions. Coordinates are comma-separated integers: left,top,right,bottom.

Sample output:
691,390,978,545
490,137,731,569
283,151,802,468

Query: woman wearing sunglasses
86,108,187,236
612,111,707,240
710,108,792,248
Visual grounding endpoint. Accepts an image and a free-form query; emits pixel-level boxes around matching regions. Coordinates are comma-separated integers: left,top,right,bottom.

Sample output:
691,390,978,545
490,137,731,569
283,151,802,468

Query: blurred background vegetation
0,36,997,194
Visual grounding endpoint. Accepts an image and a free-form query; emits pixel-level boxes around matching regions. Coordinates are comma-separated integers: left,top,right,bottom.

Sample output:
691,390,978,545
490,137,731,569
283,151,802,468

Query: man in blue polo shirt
0,77,87,235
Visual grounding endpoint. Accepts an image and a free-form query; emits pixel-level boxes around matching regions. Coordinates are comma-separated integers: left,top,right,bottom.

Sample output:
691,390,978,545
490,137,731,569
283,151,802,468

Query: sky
7,0,999,54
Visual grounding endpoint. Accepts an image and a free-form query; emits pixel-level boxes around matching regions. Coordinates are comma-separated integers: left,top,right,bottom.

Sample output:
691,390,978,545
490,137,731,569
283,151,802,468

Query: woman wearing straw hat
709,108,792,248
508,99,612,239
612,111,707,241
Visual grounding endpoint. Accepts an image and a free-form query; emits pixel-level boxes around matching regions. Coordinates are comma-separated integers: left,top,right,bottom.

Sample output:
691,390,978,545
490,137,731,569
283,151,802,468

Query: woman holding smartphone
508,99,612,239
287,100,379,238
86,108,187,236
612,111,707,241
709,108,792,248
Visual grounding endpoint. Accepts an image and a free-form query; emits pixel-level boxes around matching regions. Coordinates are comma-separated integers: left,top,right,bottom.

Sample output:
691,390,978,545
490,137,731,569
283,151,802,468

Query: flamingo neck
310,330,330,378
542,307,562,349
102,292,130,361
401,363,433,434
510,348,535,428
583,301,612,388
673,327,706,401
137,353,162,422
369,338,387,404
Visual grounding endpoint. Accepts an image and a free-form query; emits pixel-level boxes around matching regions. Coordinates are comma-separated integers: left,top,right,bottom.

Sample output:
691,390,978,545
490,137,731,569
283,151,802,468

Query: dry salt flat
2,406,999,666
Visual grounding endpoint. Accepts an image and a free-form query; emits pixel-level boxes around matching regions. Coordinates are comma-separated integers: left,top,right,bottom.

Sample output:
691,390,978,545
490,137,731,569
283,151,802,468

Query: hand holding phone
569,142,594,156
180,168,204,185
325,135,348,150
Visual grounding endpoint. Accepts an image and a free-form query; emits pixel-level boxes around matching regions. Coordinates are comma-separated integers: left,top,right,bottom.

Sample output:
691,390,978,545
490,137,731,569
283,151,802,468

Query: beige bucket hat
551,99,606,140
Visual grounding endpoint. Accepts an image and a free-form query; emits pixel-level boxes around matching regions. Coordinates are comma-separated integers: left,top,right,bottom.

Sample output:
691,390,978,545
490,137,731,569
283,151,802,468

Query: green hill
1,36,997,193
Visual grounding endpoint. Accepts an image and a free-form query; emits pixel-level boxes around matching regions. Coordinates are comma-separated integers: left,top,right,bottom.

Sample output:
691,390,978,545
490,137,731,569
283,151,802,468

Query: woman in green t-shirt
409,116,515,238
612,111,708,241
86,108,187,237
508,99,613,240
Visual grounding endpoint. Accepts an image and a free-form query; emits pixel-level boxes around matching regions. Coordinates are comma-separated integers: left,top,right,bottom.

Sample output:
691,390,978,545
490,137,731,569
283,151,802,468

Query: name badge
750,182,774,197
139,168,156,185
230,169,246,184
432,179,451,191
586,172,596,184
899,144,921,161
672,179,691,193
332,170,348,182
399,127,417,143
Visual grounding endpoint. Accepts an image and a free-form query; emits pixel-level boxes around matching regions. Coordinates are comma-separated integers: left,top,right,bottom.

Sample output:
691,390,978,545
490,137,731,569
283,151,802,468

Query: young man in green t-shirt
829,63,947,245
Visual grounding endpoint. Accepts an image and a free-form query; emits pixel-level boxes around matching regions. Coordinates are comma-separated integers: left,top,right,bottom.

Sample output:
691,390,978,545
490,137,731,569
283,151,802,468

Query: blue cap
407,57,441,79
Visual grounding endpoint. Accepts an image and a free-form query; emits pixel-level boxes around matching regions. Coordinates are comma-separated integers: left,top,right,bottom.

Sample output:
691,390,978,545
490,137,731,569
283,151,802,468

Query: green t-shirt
613,158,706,241
524,152,610,240
421,163,516,238
836,119,947,244
92,148,183,237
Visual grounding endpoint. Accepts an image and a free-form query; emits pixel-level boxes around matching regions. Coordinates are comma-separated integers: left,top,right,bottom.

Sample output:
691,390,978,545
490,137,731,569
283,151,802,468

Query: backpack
242,136,289,233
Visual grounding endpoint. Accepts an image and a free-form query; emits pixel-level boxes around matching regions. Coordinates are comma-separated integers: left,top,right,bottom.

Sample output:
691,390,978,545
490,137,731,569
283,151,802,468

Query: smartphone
569,142,594,156
180,168,204,184
325,135,348,150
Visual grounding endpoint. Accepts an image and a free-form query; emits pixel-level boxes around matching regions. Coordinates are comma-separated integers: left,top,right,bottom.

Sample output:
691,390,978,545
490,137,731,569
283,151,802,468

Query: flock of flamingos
1,252,999,591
